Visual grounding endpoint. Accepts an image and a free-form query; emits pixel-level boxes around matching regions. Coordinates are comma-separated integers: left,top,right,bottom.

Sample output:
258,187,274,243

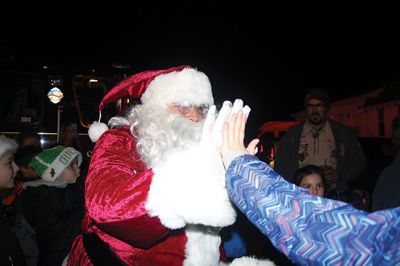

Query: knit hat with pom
30,145,82,182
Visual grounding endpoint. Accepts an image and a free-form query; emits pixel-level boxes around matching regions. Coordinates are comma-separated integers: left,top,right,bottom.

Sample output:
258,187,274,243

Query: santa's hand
213,101,234,146
201,101,231,150
201,104,218,146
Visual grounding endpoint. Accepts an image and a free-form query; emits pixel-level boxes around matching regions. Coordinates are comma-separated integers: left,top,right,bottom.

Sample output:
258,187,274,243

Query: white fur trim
88,121,109,143
141,68,214,107
146,144,236,229
183,225,221,266
182,225,275,266
229,257,276,266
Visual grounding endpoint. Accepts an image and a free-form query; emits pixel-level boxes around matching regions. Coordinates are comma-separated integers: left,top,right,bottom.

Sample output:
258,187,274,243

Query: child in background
5,145,43,206
0,135,26,266
295,164,369,210
21,145,84,266
3,145,43,266
294,165,325,197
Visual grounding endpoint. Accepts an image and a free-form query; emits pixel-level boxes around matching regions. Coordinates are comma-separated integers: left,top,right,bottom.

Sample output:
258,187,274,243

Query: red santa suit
68,66,273,266
68,127,190,265
68,66,271,266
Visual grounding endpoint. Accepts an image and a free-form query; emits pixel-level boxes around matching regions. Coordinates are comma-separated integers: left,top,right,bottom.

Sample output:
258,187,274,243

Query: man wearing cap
274,88,366,195
68,66,272,266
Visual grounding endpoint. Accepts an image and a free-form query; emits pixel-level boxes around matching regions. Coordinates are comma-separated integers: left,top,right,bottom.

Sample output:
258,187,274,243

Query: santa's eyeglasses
172,101,209,116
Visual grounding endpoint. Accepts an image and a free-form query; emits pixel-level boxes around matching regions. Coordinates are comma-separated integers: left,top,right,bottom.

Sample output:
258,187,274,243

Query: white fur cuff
146,144,236,229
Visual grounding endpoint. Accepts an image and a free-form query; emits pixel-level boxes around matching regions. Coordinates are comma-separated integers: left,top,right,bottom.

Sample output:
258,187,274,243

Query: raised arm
221,111,400,265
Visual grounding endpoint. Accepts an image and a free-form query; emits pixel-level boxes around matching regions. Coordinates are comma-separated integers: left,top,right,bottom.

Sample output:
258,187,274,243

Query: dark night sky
2,2,400,137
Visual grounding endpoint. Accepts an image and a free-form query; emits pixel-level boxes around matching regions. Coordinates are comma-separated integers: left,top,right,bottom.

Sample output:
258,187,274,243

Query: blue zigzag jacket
226,155,400,266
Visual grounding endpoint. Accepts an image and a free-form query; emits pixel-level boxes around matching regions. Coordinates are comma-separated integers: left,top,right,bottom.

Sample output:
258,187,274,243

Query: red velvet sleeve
85,128,169,249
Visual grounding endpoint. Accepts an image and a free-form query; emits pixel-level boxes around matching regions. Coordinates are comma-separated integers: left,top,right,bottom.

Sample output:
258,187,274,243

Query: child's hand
221,110,259,167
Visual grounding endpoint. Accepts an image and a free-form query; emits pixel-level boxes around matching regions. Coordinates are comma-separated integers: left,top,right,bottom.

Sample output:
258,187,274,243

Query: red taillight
269,146,275,159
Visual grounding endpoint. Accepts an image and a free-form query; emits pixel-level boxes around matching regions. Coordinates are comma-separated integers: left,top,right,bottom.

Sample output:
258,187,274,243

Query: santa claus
67,66,273,266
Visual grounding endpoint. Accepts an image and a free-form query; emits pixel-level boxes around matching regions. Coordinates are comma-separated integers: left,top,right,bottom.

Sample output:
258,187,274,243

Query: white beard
115,103,204,168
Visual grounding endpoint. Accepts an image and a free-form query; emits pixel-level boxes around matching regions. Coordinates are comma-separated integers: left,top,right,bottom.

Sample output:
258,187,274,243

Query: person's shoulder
101,126,132,139
380,157,400,176
329,119,346,128
277,124,303,148
93,126,138,155
278,123,301,140
284,123,304,136
22,185,52,203
95,126,135,146
329,120,356,134
290,123,304,130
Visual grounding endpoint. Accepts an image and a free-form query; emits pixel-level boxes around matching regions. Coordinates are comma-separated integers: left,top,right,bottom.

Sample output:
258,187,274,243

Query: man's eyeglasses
306,103,326,109
172,102,209,116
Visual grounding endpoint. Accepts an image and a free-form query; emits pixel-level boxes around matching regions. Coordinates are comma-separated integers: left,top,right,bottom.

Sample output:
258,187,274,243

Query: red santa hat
89,65,214,142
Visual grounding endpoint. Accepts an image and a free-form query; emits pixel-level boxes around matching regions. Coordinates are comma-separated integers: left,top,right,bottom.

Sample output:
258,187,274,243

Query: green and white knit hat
30,145,82,181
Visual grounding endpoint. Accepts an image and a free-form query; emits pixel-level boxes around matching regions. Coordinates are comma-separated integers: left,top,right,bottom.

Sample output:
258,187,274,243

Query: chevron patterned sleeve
226,154,400,266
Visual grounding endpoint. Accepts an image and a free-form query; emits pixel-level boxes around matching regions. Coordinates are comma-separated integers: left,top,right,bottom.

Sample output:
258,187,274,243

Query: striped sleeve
226,155,400,266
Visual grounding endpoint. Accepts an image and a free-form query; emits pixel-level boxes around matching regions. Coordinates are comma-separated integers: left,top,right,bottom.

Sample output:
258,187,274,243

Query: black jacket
21,181,84,266
0,203,26,266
